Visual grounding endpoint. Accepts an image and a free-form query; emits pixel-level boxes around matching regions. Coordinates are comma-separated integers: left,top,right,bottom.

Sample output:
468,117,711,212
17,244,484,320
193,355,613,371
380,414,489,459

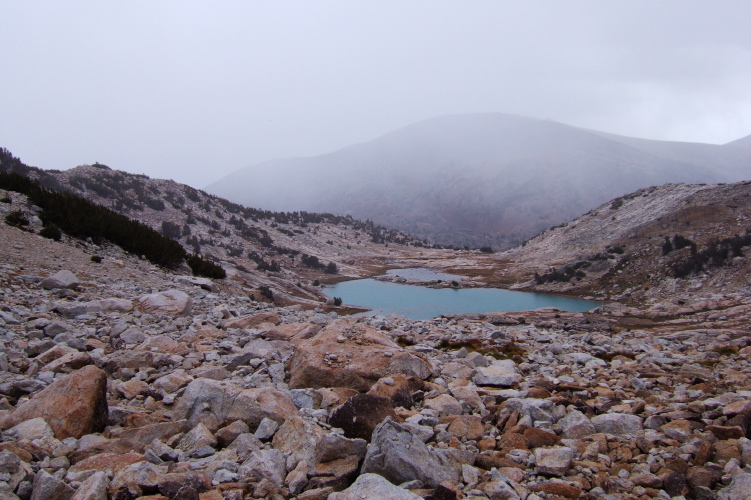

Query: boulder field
2,265,751,499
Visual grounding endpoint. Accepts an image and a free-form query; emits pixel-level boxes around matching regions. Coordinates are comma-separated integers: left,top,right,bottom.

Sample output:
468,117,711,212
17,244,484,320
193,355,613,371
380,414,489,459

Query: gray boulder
361,417,473,488
591,413,643,436
30,469,75,500
238,449,287,487
41,270,79,290
534,446,574,476
137,289,192,317
719,472,751,500
329,473,423,500
473,360,521,387
69,471,108,500
559,410,596,439
504,398,556,423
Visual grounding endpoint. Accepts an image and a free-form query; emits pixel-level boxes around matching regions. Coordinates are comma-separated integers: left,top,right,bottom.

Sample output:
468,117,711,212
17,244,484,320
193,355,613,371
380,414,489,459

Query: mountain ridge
207,113,750,249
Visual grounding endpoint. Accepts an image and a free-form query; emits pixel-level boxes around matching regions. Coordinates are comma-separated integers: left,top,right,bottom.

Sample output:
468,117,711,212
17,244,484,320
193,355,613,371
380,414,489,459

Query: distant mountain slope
499,180,751,305
207,113,750,249
0,148,434,307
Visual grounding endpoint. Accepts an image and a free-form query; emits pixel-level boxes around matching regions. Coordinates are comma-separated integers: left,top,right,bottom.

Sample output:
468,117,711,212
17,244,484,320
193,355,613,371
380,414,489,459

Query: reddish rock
107,421,187,448
724,399,751,418
529,482,584,499
69,439,146,464
686,465,723,490
523,427,562,448
41,351,93,373
706,424,745,440
137,335,189,356
496,432,529,453
447,415,485,441
5,365,108,440
329,394,395,441
66,452,145,482
475,451,525,470
287,319,432,391
222,312,280,330
713,439,741,463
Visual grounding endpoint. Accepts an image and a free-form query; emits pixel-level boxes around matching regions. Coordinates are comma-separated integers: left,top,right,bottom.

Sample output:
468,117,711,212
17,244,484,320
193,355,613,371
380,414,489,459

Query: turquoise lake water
324,276,601,320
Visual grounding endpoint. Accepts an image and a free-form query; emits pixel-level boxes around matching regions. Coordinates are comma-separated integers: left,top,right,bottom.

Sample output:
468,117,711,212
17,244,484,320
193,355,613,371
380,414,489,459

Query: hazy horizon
2,2,750,188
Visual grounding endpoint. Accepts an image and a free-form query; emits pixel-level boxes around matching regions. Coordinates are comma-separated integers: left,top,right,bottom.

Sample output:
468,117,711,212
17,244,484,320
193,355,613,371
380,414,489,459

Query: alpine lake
323,268,601,320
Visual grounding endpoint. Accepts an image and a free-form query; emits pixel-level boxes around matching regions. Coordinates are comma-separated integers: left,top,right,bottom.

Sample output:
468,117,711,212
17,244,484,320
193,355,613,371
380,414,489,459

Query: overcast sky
1,1,750,188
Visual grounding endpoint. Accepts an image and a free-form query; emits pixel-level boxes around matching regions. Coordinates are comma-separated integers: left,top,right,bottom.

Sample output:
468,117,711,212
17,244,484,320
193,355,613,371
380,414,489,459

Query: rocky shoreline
2,225,751,500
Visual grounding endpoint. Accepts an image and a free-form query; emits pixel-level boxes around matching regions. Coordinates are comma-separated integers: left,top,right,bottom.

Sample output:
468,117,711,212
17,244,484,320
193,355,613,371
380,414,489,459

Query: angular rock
222,312,280,330
41,351,93,374
5,365,108,439
287,319,431,391
479,479,521,500
473,360,521,387
367,374,425,408
523,427,561,448
504,398,555,423
558,410,595,439
215,420,250,447
447,415,485,441
41,270,79,290
108,461,167,497
29,470,74,500
66,453,145,483
361,417,473,488
172,378,298,432
69,471,109,500
534,446,574,476
176,422,217,455
253,417,279,440
6,418,54,441
424,393,463,416
329,394,396,441
152,369,192,394
591,413,643,436
328,473,422,500
239,449,287,488
137,289,192,317
98,298,134,313
719,472,751,500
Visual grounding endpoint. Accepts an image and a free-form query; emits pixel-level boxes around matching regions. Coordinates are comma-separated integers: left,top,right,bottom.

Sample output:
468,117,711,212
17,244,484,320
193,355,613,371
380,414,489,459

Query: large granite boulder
172,378,298,432
3,365,108,439
361,417,474,488
287,319,431,391
329,473,423,500
137,289,192,317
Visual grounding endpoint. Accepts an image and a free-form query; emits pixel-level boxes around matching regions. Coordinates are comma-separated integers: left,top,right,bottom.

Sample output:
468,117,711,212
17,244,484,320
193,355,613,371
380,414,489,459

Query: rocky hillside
3,210,751,499
0,148,452,309
496,181,751,307
206,113,751,250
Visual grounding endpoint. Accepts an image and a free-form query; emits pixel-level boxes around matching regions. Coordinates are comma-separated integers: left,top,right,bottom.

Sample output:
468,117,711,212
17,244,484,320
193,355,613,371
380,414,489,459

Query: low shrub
39,224,62,241
5,210,29,228
187,254,226,279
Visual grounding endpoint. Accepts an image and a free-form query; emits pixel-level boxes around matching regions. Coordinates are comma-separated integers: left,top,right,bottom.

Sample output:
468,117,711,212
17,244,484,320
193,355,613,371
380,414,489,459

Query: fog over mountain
207,113,751,250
